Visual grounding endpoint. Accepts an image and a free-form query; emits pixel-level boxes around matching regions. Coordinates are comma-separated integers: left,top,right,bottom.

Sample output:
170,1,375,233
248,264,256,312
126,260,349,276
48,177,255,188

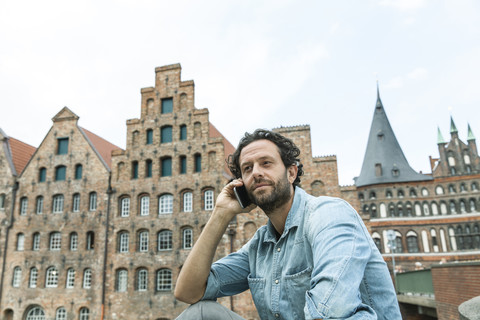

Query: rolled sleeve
304,198,376,319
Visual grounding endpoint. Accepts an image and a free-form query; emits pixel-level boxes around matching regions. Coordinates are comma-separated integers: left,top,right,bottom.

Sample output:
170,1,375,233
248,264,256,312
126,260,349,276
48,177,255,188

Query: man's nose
252,164,264,179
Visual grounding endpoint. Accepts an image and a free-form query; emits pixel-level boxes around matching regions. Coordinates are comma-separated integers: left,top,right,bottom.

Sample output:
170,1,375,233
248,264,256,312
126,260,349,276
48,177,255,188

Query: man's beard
249,171,292,214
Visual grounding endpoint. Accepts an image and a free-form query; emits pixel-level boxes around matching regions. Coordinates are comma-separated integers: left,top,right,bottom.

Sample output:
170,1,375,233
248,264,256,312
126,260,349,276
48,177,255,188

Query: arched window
66,268,75,288
370,204,377,217
12,266,21,287
456,226,464,250
470,199,477,212
138,230,149,252
448,184,456,194
182,228,193,249
52,194,64,213
405,202,413,216
72,193,80,212
394,233,403,253
369,191,376,200
45,267,58,287
159,194,173,214
358,193,364,201
86,232,94,250
460,183,467,192
471,182,478,191
406,231,419,253
32,233,40,251
397,202,403,217
83,269,92,289
156,269,172,291
25,307,45,320
158,230,172,251
379,203,386,218
136,268,148,291
36,196,44,214
450,201,457,214
421,188,429,196
89,192,97,211
449,227,457,251
16,233,25,251
120,197,130,217
55,165,66,181
440,201,448,215
49,232,61,251
385,190,392,198
388,203,395,217
79,307,90,320
204,190,214,210
460,200,467,213
55,307,66,320
473,224,480,249
29,267,38,288
435,186,444,195
371,232,382,252
422,202,430,215
464,225,473,250
116,269,128,292
421,230,430,253
431,202,439,215
409,188,417,197
140,195,149,216
75,164,83,180
397,190,404,198
70,232,78,251
20,197,28,215
183,191,193,212
118,231,129,253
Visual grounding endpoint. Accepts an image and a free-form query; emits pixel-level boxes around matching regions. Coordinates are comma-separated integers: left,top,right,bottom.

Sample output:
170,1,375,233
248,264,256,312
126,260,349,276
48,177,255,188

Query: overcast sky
1,0,479,185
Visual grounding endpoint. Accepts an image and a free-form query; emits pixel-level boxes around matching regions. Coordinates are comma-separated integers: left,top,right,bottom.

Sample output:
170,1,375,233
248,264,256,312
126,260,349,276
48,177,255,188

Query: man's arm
174,179,253,304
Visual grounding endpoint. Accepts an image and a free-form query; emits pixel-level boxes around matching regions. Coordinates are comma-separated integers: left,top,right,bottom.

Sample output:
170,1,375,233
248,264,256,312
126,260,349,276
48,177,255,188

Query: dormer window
392,168,400,177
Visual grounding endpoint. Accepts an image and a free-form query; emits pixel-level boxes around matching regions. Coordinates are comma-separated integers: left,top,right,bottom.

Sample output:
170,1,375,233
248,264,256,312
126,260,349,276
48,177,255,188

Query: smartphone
233,185,252,209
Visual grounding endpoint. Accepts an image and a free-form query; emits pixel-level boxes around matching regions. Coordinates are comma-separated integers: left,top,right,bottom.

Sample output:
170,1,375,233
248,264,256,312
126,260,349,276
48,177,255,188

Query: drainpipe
227,227,236,312
0,182,18,307
101,174,114,320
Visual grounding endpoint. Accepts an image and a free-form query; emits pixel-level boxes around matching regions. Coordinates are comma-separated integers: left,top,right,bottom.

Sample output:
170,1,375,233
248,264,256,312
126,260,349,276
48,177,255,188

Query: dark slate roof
355,87,432,187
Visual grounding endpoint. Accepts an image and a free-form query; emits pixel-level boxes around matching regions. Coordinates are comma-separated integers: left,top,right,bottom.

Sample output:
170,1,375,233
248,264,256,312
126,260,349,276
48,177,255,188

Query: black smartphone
233,185,252,209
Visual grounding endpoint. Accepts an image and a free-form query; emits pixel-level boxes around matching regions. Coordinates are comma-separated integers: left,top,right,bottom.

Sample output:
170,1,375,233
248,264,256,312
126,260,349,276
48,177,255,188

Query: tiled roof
9,137,36,175
80,128,122,169
209,123,236,176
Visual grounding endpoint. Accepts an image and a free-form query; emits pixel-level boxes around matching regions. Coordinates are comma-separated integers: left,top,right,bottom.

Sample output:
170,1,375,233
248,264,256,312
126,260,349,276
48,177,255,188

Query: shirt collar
264,186,306,242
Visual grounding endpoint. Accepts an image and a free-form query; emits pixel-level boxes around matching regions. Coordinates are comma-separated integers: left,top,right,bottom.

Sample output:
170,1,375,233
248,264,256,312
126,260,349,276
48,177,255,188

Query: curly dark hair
227,129,304,187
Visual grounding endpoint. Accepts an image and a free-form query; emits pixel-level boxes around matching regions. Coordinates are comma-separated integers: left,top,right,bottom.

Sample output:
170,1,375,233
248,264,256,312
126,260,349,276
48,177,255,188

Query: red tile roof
209,123,236,176
80,128,122,169
9,137,36,175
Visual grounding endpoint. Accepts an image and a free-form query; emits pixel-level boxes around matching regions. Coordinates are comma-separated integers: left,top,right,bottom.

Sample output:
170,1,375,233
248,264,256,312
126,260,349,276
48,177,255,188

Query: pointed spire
376,81,383,109
450,116,458,134
467,123,476,141
437,127,446,144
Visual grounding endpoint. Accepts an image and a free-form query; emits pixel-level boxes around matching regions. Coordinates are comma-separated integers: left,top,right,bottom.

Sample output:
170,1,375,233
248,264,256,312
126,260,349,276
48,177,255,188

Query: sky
1,0,479,185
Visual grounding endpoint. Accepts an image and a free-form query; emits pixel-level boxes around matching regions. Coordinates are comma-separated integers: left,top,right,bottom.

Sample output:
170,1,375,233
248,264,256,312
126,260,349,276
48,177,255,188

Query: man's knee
176,301,244,320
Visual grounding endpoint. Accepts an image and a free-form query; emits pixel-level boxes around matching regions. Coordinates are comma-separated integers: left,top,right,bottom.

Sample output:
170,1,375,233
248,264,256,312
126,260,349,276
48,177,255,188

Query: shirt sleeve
303,198,377,319
202,240,252,300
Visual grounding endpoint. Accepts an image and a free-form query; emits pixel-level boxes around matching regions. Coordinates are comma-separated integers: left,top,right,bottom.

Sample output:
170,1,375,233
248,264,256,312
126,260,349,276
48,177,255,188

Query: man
175,129,401,319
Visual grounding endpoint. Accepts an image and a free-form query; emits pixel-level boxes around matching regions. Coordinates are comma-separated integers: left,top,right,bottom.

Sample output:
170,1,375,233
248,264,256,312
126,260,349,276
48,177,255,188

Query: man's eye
243,166,251,172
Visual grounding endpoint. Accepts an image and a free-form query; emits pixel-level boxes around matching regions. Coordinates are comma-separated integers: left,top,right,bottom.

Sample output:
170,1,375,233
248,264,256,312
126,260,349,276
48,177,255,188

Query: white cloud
378,0,427,11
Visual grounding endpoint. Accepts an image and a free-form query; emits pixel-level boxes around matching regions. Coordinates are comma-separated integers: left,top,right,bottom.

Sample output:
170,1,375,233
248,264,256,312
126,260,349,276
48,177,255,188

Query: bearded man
175,129,401,320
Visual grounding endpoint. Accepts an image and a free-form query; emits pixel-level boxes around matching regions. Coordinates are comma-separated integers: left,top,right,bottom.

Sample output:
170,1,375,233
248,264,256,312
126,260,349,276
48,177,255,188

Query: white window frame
158,230,172,251
29,267,38,288
55,307,67,320
72,193,80,212
36,196,43,214
183,192,193,212
117,269,128,292
45,267,58,288
66,268,75,288
83,269,92,289
50,232,61,251
20,197,28,215
137,269,148,291
52,194,64,213
121,197,130,217
12,266,21,287
79,307,90,320
156,269,172,291
26,307,45,320
139,231,149,252
159,194,173,214
17,233,25,251
119,232,129,253
89,192,97,211
140,196,149,216
204,190,214,210
70,233,78,251
183,228,193,249
32,233,40,251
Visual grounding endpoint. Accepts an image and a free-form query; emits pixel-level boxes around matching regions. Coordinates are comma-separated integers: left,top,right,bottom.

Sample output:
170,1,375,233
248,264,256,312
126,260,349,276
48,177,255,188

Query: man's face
238,139,296,212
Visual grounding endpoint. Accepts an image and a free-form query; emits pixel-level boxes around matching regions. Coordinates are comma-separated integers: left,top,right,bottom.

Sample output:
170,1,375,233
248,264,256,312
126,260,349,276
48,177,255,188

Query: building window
36,196,43,214
159,194,173,214
132,130,139,145
156,269,172,291
66,268,75,288
57,138,69,155
32,233,40,251
118,231,129,253
406,232,419,253
17,233,25,251
83,269,92,289
449,227,457,251
146,129,153,145
409,188,417,197
49,232,61,251
39,167,47,182
145,159,152,178
183,228,193,249
138,231,149,252
12,266,21,287
436,185,444,195
375,163,382,177
180,125,187,140
70,232,78,251
161,98,173,114
140,195,149,216
20,197,28,215
46,267,58,287
75,164,83,180
448,185,456,193
183,192,193,212
392,168,400,177
72,193,80,212
161,157,172,177
116,269,128,292
136,268,148,291
131,161,139,179
29,267,38,288
161,126,173,143
79,307,90,320
397,190,404,198
56,307,67,320
86,232,94,250
194,154,202,172
204,190,214,210
421,188,429,196
450,201,457,214
55,166,66,181
180,155,187,174
472,182,478,191
26,307,45,320
393,236,403,253
120,197,130,217
52,194,64,213
369,191,376,200
460,200,467,213
470,199,477,212
89,192,97,211
385,190,392,198
158,230,172,251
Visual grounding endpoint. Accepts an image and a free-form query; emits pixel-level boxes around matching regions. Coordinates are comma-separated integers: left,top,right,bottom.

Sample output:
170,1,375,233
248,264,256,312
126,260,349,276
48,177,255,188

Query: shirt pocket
284,267,312,318
247,274,268,319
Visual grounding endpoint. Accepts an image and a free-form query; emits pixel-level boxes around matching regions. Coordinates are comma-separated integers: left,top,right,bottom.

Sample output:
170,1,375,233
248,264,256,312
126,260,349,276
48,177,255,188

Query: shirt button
277,247,281,252
275,279,279,284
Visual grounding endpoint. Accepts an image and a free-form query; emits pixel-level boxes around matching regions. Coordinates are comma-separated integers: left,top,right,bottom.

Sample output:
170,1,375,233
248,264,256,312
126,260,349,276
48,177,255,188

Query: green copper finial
450,116,458,134
467,123,475,141
437,127,446,144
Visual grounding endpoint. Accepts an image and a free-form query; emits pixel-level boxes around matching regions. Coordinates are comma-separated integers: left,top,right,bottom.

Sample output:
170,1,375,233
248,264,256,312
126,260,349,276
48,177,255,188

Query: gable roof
80,128,122,169
9,137,36,175
209,123,235,176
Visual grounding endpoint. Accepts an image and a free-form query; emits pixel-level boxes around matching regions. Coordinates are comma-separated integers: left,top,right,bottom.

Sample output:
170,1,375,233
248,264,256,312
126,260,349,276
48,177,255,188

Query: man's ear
287,164,298,184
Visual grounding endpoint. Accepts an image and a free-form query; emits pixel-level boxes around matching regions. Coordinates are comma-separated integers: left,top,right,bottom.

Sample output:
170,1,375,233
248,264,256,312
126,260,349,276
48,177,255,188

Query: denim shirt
202,187,402,319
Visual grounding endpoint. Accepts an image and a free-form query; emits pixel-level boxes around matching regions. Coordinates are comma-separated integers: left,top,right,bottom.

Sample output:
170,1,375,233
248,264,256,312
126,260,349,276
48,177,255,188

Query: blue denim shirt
203,187,401,319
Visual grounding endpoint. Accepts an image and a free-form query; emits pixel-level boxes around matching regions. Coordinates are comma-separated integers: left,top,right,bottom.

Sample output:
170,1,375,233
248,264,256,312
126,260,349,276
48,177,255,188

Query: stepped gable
355,85,432,187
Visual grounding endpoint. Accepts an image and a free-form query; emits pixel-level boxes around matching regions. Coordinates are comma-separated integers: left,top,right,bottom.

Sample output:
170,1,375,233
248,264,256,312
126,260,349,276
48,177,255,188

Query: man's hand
214,179,256,220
